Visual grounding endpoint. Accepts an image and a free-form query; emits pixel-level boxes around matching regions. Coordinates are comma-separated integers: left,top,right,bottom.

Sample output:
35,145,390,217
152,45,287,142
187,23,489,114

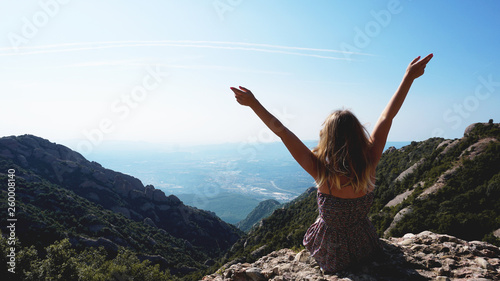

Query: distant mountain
236,199,282,232
207,122,499,276
0,135,242,277
177,192,262,225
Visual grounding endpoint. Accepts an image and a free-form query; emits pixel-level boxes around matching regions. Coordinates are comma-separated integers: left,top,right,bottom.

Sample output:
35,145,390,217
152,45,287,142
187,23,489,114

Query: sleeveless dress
303,191,382,273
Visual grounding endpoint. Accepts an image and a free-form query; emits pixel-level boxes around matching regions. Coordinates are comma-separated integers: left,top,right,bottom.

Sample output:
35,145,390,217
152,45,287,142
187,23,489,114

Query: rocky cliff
367,122,500,243
203,231,500,280
0,135,241,258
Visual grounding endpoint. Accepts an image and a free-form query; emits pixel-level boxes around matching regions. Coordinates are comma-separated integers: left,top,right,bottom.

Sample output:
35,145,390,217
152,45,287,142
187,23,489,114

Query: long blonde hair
312,110,375,193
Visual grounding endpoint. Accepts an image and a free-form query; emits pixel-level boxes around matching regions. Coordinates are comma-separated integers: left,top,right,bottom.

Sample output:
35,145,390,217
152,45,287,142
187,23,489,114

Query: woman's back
317,176,370,199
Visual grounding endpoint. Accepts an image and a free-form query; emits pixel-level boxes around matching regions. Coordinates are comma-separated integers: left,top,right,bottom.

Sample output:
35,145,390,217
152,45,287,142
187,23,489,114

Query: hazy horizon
72,138,413,223
5,134,416,156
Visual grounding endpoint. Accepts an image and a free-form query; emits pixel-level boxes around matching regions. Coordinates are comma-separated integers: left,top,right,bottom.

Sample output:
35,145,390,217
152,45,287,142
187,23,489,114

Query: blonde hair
312,110,375,193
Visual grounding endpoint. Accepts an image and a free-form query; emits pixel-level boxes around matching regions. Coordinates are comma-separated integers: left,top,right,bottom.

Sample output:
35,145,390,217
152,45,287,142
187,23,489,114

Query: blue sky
1,0,499,155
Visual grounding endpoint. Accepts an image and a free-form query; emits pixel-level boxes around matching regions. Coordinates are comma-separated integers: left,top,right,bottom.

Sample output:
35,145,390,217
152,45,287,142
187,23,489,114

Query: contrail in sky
0,40,371,60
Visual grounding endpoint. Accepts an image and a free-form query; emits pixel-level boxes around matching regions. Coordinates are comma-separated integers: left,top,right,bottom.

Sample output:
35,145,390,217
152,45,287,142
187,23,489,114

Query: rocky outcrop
417,129,497,200
384,206,413,237
203,231,500,281
71,236,119,254
460,137,497,160
417,165,460,200
464,122,499,137
394,158,425,182
381,124,499,238
436,139,460,160
384,188,413,208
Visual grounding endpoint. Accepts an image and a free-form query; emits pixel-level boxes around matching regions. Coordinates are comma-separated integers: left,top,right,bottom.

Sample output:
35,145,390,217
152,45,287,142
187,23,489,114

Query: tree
34,239,79,281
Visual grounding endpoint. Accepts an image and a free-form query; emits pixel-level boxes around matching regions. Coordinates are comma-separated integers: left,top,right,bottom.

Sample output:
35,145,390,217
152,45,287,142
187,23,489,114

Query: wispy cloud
66,59,145,68
1,58,293,75
0,40,372,60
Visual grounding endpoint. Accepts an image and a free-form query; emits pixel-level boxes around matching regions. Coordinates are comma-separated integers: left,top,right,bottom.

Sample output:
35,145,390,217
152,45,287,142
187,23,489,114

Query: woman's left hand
406,53,433,80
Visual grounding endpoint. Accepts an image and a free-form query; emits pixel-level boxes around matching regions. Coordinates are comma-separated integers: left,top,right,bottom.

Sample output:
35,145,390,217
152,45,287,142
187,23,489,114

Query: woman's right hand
230,86,258,107
406,53,433,80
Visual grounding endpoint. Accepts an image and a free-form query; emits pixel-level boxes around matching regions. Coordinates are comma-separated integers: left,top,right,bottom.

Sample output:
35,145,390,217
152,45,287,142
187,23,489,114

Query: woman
230,54,433,272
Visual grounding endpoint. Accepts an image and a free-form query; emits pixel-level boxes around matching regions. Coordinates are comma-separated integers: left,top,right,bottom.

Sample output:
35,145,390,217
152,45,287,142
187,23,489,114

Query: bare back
317,177,370,199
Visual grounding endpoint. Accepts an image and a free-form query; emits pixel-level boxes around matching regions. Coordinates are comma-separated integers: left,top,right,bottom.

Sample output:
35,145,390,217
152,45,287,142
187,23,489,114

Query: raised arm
370,54,433,165
230,86,318,179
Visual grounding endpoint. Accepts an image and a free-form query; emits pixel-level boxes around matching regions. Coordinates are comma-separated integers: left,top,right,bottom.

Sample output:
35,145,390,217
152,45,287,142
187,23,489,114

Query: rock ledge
203,231,500,281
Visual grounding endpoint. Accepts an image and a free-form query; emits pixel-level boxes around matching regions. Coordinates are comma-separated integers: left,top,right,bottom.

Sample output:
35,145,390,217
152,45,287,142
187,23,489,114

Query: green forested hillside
387,141,500,242
0,235,173,281
370,122,500,245
0,135,242,279
0,169,203,279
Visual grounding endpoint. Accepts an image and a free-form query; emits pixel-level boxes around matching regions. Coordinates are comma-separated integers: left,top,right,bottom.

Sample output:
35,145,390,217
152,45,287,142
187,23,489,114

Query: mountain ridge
0,134,242,277
372,122,499,241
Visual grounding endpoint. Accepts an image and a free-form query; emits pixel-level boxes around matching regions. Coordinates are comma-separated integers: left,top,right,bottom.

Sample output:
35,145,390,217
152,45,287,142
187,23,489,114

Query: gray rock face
394,158,425,182
153,189,168,202
72,236,119,254
384,206,413,237
463,122,499,137
203,231,500,281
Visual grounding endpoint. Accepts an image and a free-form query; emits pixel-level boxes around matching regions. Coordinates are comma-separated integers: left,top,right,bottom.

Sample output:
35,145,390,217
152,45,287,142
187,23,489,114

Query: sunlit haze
1,1,499,156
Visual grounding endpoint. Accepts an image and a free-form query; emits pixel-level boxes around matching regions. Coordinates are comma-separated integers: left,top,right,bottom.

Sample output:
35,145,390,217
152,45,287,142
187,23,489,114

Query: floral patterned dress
303,191,382,273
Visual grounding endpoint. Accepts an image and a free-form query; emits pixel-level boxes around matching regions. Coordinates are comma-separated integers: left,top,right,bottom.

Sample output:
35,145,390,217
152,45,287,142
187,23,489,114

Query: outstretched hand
406,53,433,80
230,86,258,107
